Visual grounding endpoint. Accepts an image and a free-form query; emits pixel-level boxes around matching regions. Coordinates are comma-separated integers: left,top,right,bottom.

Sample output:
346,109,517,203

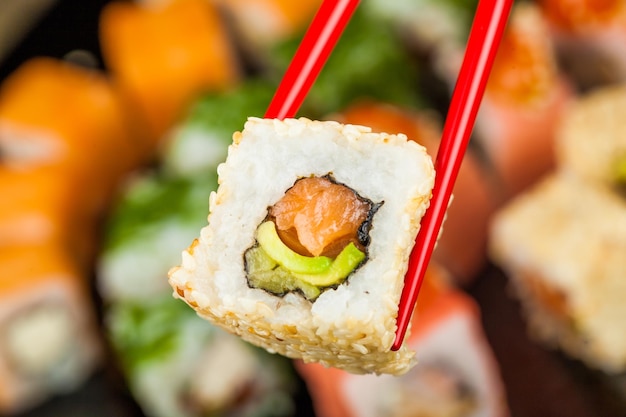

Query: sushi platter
1,0,625,417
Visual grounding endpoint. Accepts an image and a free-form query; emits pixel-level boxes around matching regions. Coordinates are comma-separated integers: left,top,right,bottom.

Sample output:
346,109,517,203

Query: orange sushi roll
474,3,575,199
0,166,99,267
0,244,101,414
335,100,500,284
296,262,509,417
99,0,241,144
0,57,145,198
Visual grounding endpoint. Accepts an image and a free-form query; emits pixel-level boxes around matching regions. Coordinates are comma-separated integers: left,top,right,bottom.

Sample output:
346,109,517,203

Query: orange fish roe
269,176,370,258
486,5,557,106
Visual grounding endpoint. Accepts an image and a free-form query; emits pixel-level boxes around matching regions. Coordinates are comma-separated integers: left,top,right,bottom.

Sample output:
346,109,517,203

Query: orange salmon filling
269,176,371,258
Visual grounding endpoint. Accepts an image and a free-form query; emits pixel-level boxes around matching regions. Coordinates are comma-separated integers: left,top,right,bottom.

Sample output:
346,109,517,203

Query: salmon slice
269,176,370,257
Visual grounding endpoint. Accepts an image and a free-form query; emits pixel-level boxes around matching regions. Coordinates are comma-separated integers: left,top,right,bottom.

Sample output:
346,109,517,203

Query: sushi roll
296,262,509,417
169,117,435,375
0,57,146,194
161,80,276,178
489,173,626,373
0,244,101,414
0,166,99,267
98,172,217,302
106,296,296,417
474,2,575,198
554,83,626,193
99,0,241,144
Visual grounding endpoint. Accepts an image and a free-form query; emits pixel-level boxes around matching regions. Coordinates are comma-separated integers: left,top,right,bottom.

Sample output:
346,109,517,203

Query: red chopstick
264,0,360,119
392,0,513,351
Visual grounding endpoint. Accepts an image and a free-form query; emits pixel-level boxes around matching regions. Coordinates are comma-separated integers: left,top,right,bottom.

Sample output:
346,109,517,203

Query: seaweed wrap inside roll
169,117,435,375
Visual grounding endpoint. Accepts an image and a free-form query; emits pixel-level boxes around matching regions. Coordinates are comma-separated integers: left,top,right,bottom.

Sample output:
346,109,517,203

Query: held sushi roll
169,117,436,375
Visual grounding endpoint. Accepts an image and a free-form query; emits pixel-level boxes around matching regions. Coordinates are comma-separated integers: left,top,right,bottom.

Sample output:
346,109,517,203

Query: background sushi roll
0,244,102,415
161,80,276,179
105,296,296,417
0,57,145,198
98,173,217,303
554,83,626,192
296,262,509,417
169,117,435,375
0,166,100,267
98,0,241,146
0,53,151,414
489,172,626,374
473,2,575,199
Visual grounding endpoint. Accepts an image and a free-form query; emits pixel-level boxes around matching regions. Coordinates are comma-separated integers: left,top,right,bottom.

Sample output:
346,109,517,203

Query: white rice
169,117,435,375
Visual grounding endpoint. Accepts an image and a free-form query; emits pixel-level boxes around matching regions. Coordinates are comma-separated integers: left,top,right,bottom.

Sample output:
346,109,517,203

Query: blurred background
0,0,625,416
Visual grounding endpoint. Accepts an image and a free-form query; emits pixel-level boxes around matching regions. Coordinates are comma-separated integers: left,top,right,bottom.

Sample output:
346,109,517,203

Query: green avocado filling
245,221,366,301
255,221,333,274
